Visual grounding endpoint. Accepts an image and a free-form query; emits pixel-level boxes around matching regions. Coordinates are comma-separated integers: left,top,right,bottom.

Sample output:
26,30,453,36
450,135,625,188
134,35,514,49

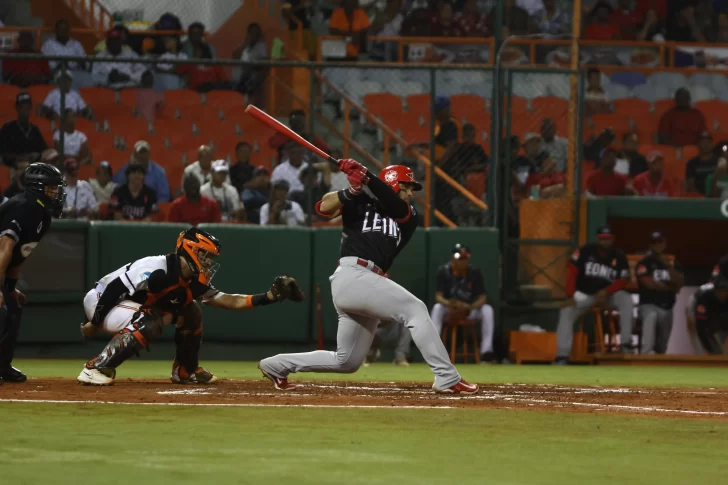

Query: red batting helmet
378,165,423,192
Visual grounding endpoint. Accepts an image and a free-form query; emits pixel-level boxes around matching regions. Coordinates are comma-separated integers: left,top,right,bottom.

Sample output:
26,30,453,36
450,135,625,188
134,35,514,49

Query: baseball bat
245,105,340,166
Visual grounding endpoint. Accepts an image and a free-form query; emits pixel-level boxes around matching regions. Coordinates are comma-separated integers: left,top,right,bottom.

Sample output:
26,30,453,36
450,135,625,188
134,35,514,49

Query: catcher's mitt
270,275,306,302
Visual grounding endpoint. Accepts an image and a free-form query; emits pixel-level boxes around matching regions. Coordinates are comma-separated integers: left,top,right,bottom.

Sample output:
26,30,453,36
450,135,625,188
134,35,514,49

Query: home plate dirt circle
2,379,728,419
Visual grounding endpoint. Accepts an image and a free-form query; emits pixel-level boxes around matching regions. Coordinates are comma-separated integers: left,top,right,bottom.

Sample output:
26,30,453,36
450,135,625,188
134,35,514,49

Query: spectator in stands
92,30,145,89
583,1,620,40
706,156,728,198
183,145,230,187
658,88,706,147
685,131,719,195
41,148,61,170
370,0,406,60
109,164,159,221
282,0,315,57
230,142,255,194
584,128,615,163
168,175,222,225
517,0,545,15
637,8,665,41
400,8,433,37
432,96,459,162
666,4,707,42
585,68,611,116
609,0,643,39
717,11,728,42
61,157,98,219
135,71,164,123
328,149,350,191
586,147,635,196
242,166,271,224
53,109,91,165
271,143,309,192
329,0,371,59
539,118,567,172
290,165,330,221
430,2,461,36
232,23,268,107
533,0,571,35
41,71,91,120
488,0,534,36
41,19,87,71
177,47,229,93
181,22,217,59
443,123,489,177
93,24,135,55
2,31,51,87
525,153,567,199
89,161,117,204
632,151,676,197
260,180,305,226
454,0,489,37
201,160,244,222
616,132,648,177
0,93,48,168
269,110,330,160
522,132,547,169
113,140,171,203
3,159,30,199
156,36,188,74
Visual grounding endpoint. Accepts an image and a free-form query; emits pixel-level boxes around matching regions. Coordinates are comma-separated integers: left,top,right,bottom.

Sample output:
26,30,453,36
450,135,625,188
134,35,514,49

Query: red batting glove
347,168,367,194
339,159,366,175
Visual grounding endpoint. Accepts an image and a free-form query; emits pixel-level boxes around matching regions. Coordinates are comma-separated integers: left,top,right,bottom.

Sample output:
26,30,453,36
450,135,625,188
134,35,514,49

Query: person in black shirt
685,131,718,195
584,128,615,164
289,165,330,222
636,232,684,354
687,279,728,355
3,159,30,200
0,163,64,384
109,164,159,221
430,244,496,362
555,226,633,363
241,166,271,224
0,93,48,168
619,132,648,177
259,162,478,394
229,142,255,194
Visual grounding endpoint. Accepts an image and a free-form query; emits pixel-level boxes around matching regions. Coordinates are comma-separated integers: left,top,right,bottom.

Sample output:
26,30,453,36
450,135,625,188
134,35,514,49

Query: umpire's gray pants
373,320,413,361
556,290,633,358
259,258,461,390
639,304,673,354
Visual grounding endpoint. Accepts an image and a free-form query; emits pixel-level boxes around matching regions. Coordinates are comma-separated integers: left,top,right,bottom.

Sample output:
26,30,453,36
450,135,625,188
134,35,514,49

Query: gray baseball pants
639,304,673,354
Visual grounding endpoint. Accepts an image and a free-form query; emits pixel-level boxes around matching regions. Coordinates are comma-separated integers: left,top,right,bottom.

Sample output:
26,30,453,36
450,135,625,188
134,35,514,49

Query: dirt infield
1,378,728,419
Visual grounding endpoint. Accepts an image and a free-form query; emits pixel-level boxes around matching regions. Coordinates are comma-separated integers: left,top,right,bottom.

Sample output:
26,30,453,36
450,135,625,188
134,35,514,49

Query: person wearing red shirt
632,151,676,198
525,154,567,198
430,2,462,37
658,88,707,147
609,0,643,39
168,174,222,226
583,2,620,40
2,32,52,87
586,147,635,196
454,0,489,37
268,109,330,159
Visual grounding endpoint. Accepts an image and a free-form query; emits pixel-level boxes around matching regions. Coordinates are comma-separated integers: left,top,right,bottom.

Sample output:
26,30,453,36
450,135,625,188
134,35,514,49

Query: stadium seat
363,93,404,118
633,83,667,103
613,98,651,118
531,96,568,119
606,84,632,101
611,72,647,88
465,172,487,199
25,84,54,104
109,116,152,147
204,90,246,116
345,80,383,103
694,100,728,131
648,72,688,91
590,113,631,133
75,118,99,135
629,113,659,134
405,93,431,117
463,112,491,133
387,81,426,98
450,94,487,121
653,99,674,117
680,145,699,160
164,89,202,109
691,84,715,102
508,96,529,116
78,87,116,108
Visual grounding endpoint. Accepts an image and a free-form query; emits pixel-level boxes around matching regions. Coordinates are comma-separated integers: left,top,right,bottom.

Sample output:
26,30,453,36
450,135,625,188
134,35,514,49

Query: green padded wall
310,227,342,341
389,229,429,302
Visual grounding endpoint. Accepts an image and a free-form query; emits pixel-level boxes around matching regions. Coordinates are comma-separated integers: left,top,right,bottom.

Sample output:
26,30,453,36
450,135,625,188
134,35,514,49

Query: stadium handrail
63,0,114,33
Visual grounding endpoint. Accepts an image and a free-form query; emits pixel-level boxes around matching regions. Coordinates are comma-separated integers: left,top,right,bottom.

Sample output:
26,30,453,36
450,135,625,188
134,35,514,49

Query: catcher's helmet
176,228,221,285
378,165,423,193
24,162,66,217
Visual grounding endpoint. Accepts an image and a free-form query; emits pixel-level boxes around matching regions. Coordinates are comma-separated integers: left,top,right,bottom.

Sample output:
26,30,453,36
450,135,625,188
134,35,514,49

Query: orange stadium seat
109,117,152,146
463,112,491,132
511,117,541,138
508,96,529,116
590,113,631,133
640,144,677,162
223,104,252,123
75,118,99,135
450,94,487,121
531,96,568,119
695,100,728,131
25,84,54,104
164,89,202,109
183,104,221,123
152,119,195,148
653,99,674,117
465,172,487,199
205,90,246,116
405,93,430,117
363,93,403,118
79,87,116,108
0,166,11,191
681,145,699,160
613,98,651,118
0,85,20,119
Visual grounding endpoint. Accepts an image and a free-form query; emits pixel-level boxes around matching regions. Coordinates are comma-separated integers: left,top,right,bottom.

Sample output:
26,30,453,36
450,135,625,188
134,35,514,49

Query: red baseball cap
596,225,615,239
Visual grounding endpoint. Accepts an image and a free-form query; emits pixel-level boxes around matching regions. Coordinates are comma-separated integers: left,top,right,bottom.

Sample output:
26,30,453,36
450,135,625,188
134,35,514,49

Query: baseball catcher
77,227,305,385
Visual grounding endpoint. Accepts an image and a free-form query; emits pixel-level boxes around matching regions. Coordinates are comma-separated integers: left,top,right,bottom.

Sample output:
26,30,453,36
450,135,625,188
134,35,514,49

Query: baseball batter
258,161,479,394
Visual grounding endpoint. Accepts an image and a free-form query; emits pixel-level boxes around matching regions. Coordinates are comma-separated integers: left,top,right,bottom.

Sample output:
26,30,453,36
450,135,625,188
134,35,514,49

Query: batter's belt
338,257,385,276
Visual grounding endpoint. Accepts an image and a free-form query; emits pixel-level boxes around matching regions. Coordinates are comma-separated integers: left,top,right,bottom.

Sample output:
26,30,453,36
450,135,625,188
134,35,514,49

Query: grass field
1,359,727,485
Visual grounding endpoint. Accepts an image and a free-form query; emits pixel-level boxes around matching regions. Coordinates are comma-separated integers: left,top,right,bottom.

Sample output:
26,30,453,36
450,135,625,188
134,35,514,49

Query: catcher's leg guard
171,302,216,384
0,303,23,372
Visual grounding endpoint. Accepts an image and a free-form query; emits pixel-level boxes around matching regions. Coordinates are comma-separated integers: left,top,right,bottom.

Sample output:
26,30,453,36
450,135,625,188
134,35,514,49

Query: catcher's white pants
83,283,141,334
430,303,495,353
259,257,461,390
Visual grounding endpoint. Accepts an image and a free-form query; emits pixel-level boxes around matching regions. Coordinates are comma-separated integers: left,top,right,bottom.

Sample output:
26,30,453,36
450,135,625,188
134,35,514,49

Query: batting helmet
378,165,423,193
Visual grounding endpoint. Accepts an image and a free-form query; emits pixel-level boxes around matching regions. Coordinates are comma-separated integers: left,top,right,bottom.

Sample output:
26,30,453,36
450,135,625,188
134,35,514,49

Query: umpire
555,226,633,364
0,163,65,384
636,232,684,354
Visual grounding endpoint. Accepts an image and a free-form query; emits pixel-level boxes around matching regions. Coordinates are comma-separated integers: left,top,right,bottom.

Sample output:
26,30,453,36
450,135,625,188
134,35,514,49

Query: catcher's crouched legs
171,301,217,384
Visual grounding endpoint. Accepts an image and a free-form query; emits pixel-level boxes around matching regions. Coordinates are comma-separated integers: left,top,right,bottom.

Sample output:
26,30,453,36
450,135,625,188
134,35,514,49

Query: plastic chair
613,98,651,118
694,100,728,131
653,99,674,117
25,84,54,104
152,119,195,149
204,90,246,116
109,117,152,147
78,87,116,110
164,89,202,109
405,93,431,117
450,94,487,121
629,113,659,134
363,93,403,117
531,96,568,119
590,113,631,133
465,172,487,199
681,145,699,160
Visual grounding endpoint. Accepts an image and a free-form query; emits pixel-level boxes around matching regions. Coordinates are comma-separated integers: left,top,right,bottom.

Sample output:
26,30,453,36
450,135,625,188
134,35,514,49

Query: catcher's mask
176,228,221,285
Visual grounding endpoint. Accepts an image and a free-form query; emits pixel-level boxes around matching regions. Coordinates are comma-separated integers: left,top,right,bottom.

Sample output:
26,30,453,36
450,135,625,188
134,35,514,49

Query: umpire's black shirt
0,192,52,271
636,253,683,309
436,263,486,305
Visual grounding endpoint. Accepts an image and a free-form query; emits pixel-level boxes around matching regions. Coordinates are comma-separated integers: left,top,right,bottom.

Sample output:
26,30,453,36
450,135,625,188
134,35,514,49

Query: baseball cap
434,95,450,112
452,243,471,260
64,157,79,173
596,225,615,239
650,231,665,243
212,159,229,173
523,132,542,144
647,150,664,163
273,179,290,191
134,140,151,153
599,146,618,159
16,92,32,106
253,165,270,177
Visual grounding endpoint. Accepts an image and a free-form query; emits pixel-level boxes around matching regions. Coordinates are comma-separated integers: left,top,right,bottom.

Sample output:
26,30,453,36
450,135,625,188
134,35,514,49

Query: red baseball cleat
258,363,298,390
434,379,479,395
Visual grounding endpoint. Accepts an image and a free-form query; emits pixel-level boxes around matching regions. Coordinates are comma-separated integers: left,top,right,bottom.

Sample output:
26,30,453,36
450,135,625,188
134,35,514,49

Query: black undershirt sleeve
91,277,129,327
366,174,409,220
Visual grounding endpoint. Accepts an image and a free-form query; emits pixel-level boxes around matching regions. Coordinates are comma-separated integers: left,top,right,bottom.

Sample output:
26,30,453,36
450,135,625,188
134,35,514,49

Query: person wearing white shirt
89,161,118,204
41,19,88,70
516,0,545,15
92,30,144,89
182,145,231,187
200,160,244,222
62,157,98,219
259,180,305,226
41,70,91,120
53,109,92,164
270,143,308,193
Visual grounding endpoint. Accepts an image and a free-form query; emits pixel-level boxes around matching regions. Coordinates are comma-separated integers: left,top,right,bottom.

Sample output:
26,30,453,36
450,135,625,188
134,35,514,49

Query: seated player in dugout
636,232,684,355
430,244,497,362
686,256,728,354
555,226,633,364
77,228,305,386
